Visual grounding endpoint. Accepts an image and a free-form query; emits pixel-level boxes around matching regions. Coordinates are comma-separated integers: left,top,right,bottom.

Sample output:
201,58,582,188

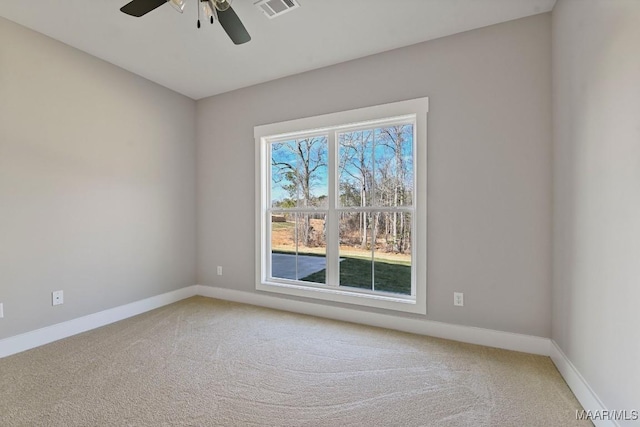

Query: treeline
271,125,413,254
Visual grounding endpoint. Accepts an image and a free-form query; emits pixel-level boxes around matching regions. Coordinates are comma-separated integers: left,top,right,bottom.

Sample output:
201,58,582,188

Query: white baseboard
550,340,617,427
0,284,550,359
196,285,551,356
0,285,198,359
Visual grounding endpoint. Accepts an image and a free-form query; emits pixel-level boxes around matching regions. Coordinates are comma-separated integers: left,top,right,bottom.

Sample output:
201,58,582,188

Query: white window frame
255,97,428,314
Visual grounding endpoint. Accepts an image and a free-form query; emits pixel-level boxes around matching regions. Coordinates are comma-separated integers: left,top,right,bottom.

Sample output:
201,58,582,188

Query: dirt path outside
272,219,410,264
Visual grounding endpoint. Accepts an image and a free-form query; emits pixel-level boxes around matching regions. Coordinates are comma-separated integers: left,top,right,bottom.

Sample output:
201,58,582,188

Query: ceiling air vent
254,0,300,19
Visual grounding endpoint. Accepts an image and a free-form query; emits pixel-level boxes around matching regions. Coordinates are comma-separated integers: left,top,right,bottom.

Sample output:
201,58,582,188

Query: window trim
255,97,428,314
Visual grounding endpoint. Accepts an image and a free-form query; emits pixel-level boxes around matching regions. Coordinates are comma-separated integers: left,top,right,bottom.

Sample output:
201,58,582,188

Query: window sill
257,280,426,314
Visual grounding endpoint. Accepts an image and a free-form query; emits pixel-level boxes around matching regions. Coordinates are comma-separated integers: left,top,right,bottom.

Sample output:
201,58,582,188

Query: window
255,98,427,314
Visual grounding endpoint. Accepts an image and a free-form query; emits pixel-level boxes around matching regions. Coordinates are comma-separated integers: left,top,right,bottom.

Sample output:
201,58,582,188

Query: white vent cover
254,0,300,19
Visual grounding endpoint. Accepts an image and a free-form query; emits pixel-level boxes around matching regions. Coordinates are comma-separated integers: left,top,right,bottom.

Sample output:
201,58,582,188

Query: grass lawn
273,250,411,295
271,222,294,230
302,258,410,295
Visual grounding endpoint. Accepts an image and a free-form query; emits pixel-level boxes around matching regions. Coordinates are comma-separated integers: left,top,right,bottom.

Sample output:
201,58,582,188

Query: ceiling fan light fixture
213,0,231,12
202,0,216,21
167,0,186,13
120,0,249,45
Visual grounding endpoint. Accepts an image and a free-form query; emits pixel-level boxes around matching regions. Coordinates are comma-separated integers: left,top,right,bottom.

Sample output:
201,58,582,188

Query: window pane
375,125,414,207
338,130,374,207
270,213,296,280
270,213,326,284
338,211,373,291
271,137,328,209
373,212,412,295
296,213,326,284
271,140,299,208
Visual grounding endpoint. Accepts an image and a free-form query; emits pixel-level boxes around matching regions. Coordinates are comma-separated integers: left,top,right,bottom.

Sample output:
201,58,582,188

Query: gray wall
197,14,552,337
0,17,197,339
552,0,640,415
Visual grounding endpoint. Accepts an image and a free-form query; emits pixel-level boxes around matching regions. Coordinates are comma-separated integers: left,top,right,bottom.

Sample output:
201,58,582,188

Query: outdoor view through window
269,123,414,296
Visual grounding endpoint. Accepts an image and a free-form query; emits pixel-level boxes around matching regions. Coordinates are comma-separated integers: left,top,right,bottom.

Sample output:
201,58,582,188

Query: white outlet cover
454,292,464,307
0,302,4,318
52,290,64,306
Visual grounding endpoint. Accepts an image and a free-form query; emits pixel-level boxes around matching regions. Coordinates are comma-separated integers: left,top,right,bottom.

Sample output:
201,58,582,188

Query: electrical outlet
217,266,223,276
454,292,464,307
0,302,4,318
52,290,64,306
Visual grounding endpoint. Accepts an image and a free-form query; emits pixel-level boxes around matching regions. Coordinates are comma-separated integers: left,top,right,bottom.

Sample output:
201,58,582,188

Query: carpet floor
0,296,590,426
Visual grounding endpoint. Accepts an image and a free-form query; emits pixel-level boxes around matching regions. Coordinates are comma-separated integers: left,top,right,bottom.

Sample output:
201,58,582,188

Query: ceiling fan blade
217,6,251,45
120,0,167,17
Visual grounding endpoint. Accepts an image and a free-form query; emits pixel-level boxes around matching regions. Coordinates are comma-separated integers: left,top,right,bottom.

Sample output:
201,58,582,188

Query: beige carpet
0,296,589,426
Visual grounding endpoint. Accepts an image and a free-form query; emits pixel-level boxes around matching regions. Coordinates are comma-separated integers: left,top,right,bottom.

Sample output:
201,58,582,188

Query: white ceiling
0,0,555,100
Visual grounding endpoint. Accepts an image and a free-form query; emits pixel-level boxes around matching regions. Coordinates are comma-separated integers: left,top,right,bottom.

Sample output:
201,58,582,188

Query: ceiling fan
120,0,251,45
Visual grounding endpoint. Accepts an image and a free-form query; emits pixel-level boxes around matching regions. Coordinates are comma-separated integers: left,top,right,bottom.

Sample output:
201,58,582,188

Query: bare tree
272,137,327,246
339,131,374,248
378,125,412,253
